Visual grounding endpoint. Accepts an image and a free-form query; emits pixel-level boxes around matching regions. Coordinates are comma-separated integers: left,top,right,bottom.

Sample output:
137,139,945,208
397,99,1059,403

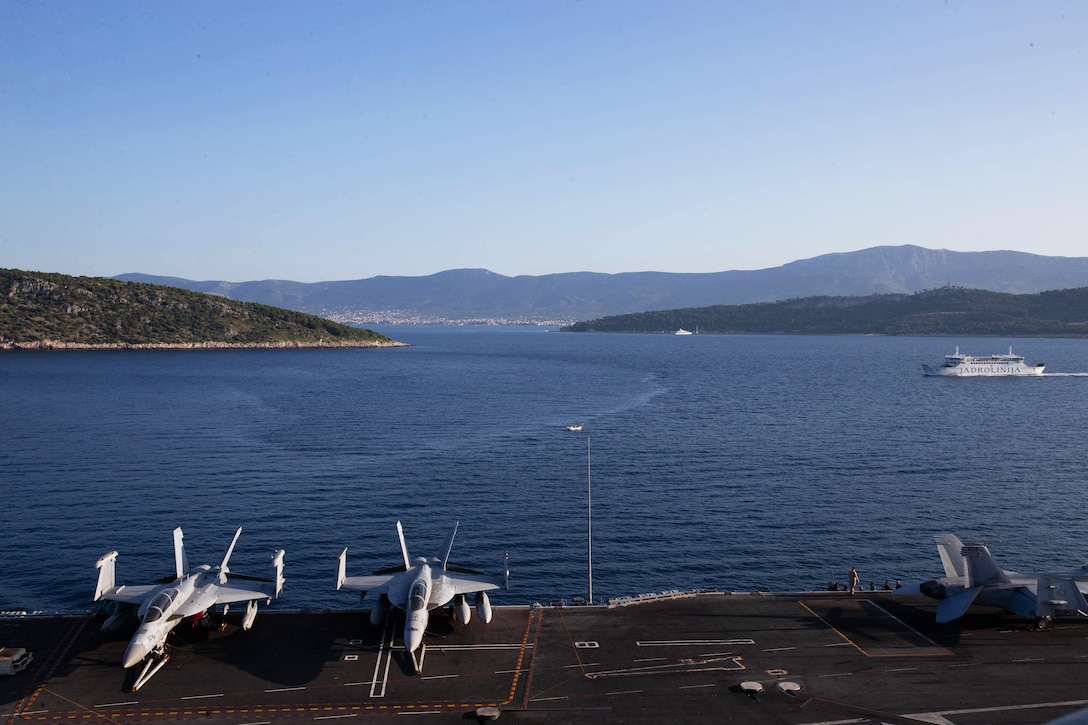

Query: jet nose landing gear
131,645,170,692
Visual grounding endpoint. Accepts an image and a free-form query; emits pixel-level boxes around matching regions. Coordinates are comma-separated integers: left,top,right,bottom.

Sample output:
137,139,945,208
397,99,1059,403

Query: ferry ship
922,346,1045,377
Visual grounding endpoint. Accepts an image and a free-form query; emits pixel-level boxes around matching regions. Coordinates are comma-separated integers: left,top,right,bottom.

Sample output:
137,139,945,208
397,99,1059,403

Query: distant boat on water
674,328,693,336
566,424,583,431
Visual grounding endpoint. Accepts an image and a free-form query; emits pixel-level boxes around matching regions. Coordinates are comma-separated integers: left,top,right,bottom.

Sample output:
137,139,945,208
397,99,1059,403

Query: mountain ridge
115,245,1088,324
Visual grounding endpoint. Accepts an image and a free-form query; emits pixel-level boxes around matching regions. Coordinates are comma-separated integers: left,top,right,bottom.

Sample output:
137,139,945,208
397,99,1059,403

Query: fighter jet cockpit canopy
409,580,427,612
143,588,178,623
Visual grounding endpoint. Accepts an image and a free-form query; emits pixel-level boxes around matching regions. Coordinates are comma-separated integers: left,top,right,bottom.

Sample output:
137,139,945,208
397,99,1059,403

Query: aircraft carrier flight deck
4,591,1088,724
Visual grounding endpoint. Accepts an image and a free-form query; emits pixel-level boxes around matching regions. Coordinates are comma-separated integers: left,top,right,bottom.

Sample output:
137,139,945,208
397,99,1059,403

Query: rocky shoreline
1,339,409,351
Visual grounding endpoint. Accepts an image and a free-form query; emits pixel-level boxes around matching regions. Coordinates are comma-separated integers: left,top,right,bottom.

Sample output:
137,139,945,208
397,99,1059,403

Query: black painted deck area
4,593,1088,724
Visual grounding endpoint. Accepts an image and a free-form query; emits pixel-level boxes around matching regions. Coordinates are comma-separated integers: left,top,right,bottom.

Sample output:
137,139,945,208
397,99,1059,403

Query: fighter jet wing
936,586,983,623
96,584,159,605
173,582,276,618
214,583,277,604
339,574,396,593
444,571,506,596
1037,576,1088,618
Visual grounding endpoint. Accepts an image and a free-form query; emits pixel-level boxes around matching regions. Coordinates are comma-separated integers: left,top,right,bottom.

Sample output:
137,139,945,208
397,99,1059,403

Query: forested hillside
563,287,1088,336
1,269,401,349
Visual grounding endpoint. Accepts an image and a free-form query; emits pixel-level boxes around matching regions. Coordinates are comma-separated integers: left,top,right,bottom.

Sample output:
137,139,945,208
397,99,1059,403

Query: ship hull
922,362,1045,377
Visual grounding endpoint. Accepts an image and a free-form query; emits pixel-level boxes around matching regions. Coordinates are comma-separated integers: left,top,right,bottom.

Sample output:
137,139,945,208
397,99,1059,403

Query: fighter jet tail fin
936,586,983,623
441,522,459,570
935,534,967,579
396,521,411,571
336,548,348,590
174,527,187,579
271,549,285,598
221,528,242,570
216,527,243,583
94,551,120,601
962,543,1011,587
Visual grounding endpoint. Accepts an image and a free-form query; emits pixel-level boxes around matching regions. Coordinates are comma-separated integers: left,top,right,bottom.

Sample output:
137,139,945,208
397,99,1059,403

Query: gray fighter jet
912,533,1088,629
336,520,508,673
94,527,285,690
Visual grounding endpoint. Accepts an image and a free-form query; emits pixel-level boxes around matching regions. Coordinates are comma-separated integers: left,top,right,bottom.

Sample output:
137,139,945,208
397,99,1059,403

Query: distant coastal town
321,308,576,327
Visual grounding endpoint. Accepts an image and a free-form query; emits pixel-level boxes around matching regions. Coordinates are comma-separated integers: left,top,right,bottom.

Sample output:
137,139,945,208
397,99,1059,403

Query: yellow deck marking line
501,606,538,709
797,601,870,656
13,615,92,722
15,610,539,722
27,687,124,725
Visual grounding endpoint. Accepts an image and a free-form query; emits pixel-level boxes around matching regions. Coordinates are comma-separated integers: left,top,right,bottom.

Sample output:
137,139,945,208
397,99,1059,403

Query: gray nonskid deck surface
4,593,1088,724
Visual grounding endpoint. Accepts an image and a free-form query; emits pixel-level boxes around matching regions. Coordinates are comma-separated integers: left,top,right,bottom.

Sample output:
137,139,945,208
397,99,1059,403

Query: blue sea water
3,329,1088,614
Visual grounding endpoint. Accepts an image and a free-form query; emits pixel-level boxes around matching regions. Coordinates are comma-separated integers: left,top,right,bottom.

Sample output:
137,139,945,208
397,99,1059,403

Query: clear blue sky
2,1,1085,282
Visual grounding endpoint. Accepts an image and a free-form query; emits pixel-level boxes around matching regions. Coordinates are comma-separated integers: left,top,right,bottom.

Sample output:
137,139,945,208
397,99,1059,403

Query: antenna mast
587,435,593,606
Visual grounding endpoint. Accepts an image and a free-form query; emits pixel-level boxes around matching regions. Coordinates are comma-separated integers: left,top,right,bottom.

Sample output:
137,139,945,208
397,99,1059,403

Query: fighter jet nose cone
123,641,148,669
405,615,426,653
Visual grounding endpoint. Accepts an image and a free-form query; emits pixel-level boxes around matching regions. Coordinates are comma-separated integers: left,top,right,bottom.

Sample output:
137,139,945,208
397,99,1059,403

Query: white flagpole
587,435,593,605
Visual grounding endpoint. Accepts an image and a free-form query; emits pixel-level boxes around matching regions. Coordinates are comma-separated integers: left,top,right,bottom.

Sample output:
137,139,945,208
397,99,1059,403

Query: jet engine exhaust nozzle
919,580,948,600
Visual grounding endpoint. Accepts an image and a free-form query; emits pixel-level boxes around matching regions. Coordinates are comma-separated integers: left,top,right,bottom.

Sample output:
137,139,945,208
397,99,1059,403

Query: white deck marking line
565,662,600,668
679,683,716,690
431,643,528,651
605,690,643,696
95,701,139,707
238,721,272,725
633,657,666,662
315,715,358,720
343,681,373,687
818,672,854,678
265,686,307,693
884,667,917,672
909,697,1088,720
764,646,796,652
494,668,528,674
395,711,441,715
1013,657,1045,663
181,693,224,700
637,638,754,646
825,642,852,647
862,600,947,650
529,696,569,702
370,617,395,699
586,656,744,680
420,673,458,680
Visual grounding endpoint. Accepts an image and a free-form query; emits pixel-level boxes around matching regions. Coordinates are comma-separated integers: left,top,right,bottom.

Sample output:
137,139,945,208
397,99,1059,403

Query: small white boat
566,424,583,431
922,346,1045,377
674,328,693,335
